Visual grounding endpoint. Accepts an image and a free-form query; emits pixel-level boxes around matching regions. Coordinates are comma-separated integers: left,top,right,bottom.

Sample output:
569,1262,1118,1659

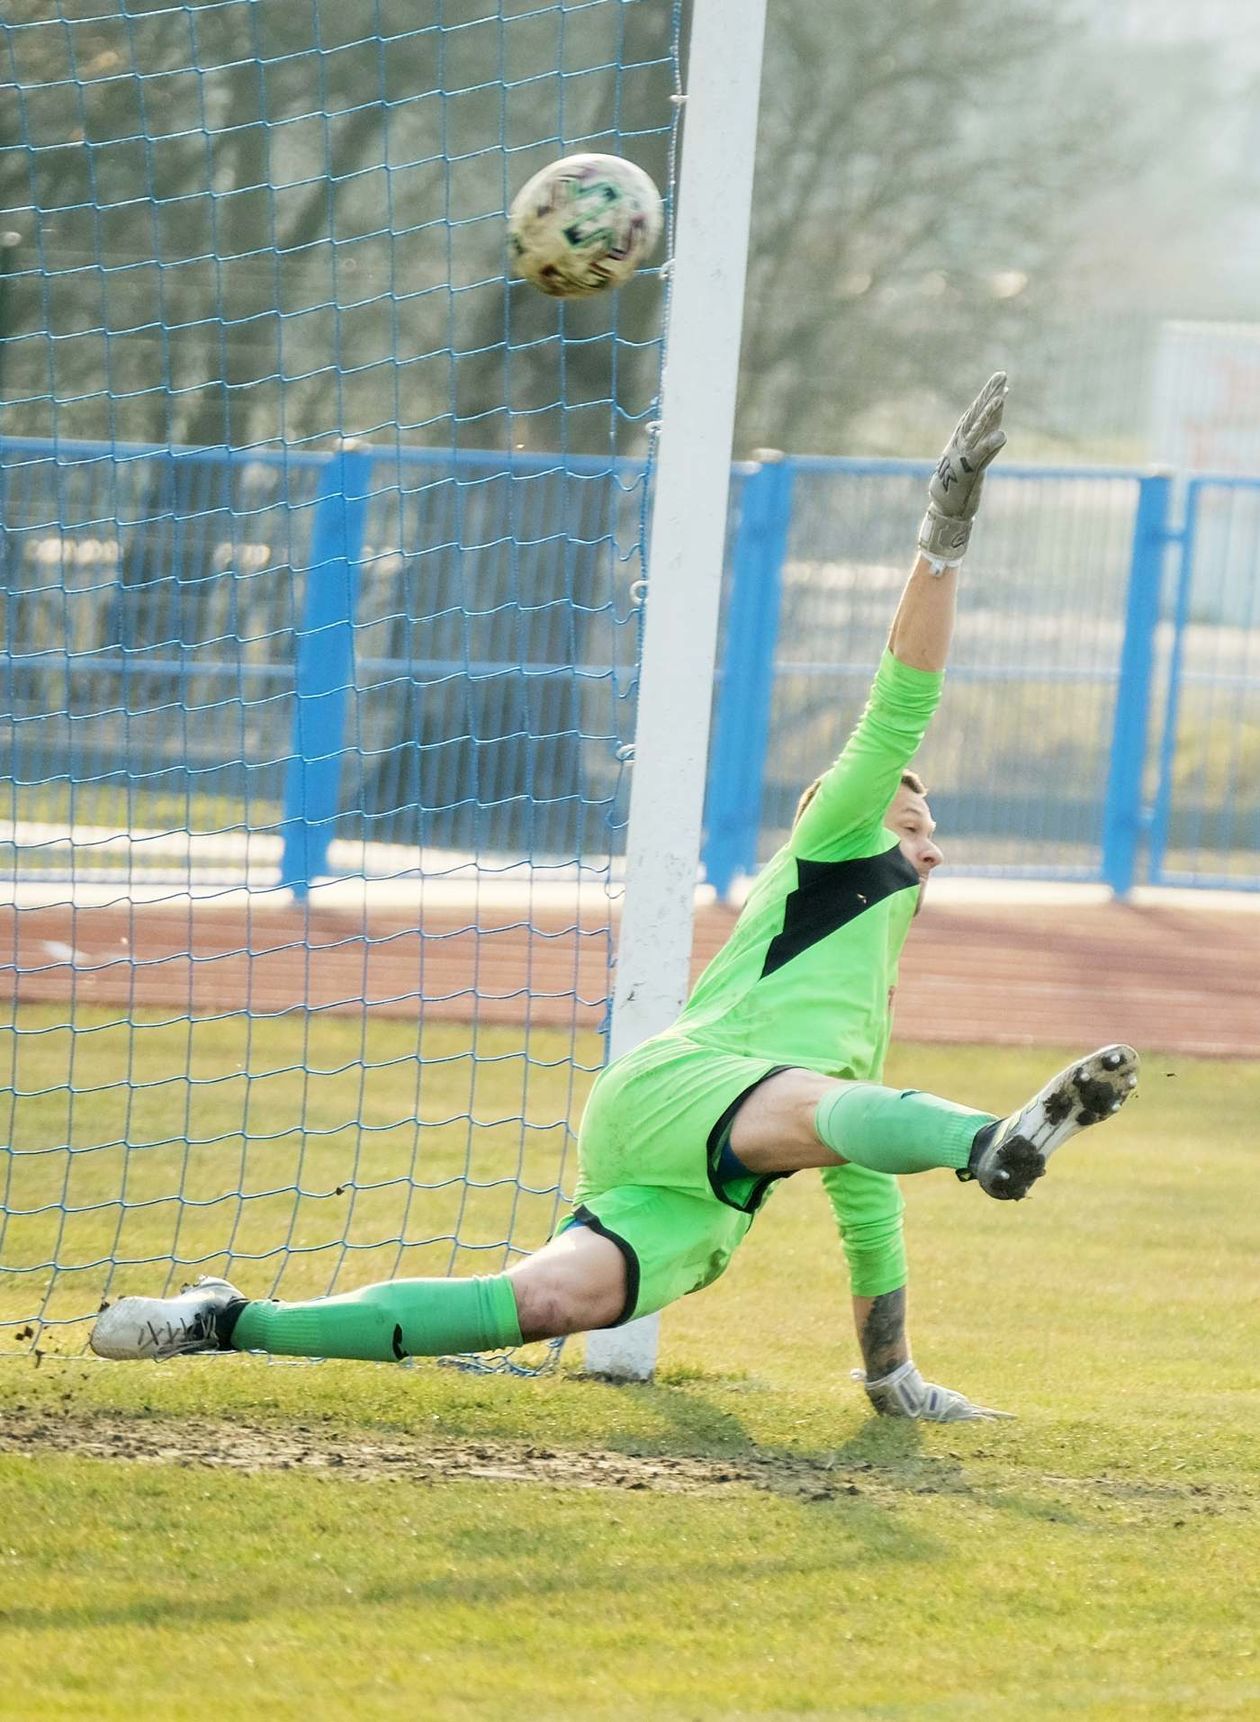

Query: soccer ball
508,153,663,299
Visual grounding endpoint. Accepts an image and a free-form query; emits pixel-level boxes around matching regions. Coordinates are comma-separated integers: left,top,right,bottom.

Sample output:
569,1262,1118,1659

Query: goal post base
582,1313,660,1382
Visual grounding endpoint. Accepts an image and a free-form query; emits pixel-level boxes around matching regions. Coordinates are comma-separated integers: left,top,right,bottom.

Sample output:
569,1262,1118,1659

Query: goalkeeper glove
853,1359,1014,1422
918,371,1008,569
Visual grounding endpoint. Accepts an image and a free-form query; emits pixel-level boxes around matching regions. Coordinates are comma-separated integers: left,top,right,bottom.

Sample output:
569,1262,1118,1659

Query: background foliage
4,0,1259,460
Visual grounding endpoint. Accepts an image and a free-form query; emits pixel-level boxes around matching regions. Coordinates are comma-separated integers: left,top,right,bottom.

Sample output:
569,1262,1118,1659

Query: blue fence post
1146,479,1200,886
1100,471,1173,897
280,444,373,897
702,453,794,900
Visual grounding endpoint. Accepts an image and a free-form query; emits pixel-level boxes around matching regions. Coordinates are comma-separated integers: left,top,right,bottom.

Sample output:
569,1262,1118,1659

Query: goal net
0,0,683,1362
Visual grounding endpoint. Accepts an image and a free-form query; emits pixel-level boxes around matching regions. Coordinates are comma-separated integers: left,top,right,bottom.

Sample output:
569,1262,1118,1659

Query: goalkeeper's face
888,786,943,915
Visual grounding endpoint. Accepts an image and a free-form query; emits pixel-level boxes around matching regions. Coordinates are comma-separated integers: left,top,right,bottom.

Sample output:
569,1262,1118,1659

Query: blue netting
1,438,648,879
0,0,683,1365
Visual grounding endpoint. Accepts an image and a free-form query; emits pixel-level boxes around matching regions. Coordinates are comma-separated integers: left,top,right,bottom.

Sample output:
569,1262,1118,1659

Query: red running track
3,894,1257,1057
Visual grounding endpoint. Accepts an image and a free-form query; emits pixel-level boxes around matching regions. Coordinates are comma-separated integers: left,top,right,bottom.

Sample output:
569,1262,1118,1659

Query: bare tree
736,0,1121,452
0,0,670,453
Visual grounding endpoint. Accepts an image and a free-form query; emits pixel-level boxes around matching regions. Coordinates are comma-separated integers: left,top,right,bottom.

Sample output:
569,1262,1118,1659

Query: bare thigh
506,1224,627,1341
728,1067,853,1174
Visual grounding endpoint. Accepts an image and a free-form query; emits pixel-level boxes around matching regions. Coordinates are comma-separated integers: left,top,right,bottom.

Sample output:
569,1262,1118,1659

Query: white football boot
90,1276,246,1360
964,1044,1140,1201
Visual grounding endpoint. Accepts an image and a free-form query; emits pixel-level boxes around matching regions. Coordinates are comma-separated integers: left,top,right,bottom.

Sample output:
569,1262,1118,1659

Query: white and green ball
508,153,663,299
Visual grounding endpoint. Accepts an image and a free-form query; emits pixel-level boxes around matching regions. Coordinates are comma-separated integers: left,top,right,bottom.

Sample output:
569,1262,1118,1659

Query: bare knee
507,1226,628,1340
729,1068,850,1174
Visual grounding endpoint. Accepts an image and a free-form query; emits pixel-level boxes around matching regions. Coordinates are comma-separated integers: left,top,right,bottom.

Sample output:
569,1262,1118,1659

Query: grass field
1,1028,1258,1719
1,1008,601,1335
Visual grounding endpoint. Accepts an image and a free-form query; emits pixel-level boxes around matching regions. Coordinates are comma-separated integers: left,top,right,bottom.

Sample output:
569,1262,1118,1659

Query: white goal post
583,0,768,1379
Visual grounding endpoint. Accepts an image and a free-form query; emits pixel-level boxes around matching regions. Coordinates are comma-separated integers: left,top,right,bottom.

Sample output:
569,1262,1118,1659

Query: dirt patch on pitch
0,1406,926,1503
0,1409,1247,1520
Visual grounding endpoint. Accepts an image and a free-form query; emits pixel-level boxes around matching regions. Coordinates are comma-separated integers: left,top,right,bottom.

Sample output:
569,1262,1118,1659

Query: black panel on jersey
760,844,920,979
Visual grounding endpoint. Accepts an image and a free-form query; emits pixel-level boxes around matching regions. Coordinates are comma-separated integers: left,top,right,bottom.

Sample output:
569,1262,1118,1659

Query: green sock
229,1274,523,1362
815,1083,995,1176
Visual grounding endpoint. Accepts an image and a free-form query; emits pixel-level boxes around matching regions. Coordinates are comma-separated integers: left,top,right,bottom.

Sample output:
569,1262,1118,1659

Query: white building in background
1096,0,1260,48
1099,3,1260,474
1018,0,1260,466
1151,323,1260,474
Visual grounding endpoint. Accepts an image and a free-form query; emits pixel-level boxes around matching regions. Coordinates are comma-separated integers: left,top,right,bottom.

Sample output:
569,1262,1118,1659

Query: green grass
1,1009,596,1331
4,781,279,838
1,1025,1258,1718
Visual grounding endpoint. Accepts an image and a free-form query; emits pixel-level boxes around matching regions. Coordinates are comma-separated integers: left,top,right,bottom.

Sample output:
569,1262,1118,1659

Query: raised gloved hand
853,1359,1014,1422
917,371,1008,569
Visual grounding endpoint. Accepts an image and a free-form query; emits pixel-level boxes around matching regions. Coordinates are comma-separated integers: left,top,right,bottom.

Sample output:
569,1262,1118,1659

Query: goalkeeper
92,374,1139,1421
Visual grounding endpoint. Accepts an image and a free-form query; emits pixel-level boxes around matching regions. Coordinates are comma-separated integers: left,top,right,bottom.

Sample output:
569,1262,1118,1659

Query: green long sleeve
819,1159,907,1299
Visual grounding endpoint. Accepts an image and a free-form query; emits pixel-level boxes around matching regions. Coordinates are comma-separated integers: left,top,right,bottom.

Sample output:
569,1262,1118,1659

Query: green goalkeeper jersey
675,649,944,1080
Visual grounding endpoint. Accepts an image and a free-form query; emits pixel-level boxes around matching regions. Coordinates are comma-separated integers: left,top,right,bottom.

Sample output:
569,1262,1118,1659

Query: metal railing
702,456,1260,896
1,436,645,893
4,437,1258,895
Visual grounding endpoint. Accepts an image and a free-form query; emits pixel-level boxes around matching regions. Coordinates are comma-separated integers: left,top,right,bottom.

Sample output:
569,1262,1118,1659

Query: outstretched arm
791,374,1009,858
886,555,960,675
889,370,1008,673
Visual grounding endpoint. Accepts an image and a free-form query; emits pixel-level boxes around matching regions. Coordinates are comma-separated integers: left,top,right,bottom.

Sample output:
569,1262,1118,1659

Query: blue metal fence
4,437,1259,895
1147,474,1260,888
703,457,1189,893
1,436,645,892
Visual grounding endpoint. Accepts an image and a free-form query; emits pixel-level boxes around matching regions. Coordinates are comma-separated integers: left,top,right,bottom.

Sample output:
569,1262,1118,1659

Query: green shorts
559,1033,789,1326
